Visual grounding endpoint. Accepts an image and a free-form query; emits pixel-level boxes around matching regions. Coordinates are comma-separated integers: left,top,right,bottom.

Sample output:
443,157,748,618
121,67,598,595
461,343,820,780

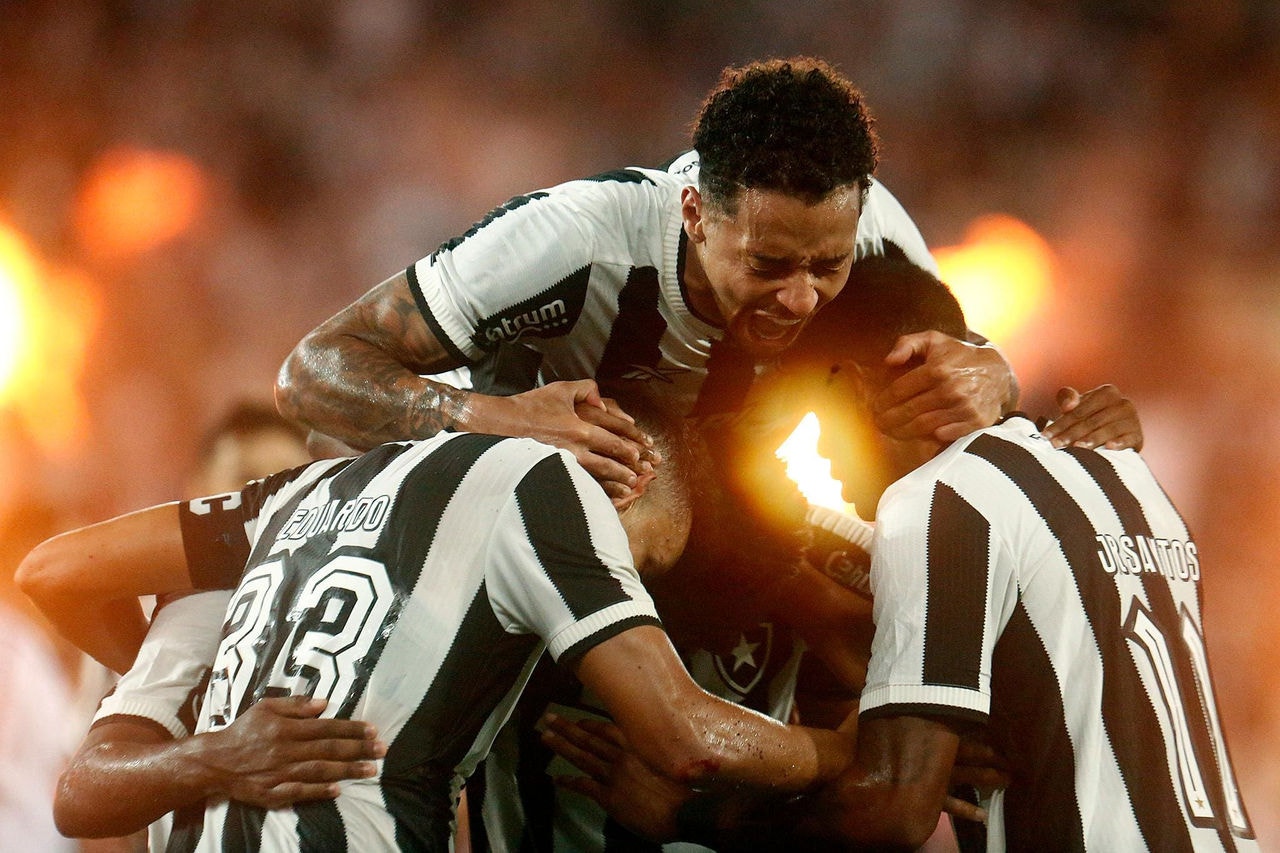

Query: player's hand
875,332,1014,443
200,696,386,809
951,734,1011,795
541,712,690,842
1040,385,1143,450
470,380,656,501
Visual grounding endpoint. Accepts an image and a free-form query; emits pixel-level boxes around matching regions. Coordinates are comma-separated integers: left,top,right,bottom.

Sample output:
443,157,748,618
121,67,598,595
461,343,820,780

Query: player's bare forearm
276,271,470,448
56,723,215,838
576,626,855,793
55,699,385,838
277,332,471,449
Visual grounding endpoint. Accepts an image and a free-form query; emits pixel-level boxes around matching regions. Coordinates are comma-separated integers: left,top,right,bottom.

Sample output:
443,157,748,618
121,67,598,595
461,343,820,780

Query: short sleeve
484,451,660,665
860,476,996,725
92,591,230,738
409,186,600,363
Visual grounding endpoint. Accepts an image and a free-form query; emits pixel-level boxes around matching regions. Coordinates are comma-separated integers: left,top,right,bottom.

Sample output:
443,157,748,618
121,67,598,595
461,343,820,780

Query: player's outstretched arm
275,270,472,450
545,709,970,850
570,624,855,797
276,271,654,497
54,697,385,839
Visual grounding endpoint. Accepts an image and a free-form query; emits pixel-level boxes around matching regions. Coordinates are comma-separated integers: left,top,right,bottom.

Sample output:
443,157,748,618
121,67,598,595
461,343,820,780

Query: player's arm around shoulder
276,268,470,449
16,502,194,673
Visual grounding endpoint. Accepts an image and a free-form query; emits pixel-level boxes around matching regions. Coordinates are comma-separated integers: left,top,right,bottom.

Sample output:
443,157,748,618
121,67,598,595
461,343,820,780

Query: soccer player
544,256,1258,851
18,391,856,851
276,54,1142,851
274,56,1040,499
48,400,359,847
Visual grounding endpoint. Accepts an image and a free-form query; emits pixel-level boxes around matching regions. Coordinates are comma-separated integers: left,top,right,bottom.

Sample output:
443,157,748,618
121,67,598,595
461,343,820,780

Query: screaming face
682,184,862,360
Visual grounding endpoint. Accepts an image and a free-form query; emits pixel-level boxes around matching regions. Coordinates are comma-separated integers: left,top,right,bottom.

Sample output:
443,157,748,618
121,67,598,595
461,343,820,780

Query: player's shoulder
548,165,682,201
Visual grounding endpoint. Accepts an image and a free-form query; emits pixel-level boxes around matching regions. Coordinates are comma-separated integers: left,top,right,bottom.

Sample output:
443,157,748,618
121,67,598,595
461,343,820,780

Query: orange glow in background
0,221,98,454
73,147,208,260
779,214,1058,517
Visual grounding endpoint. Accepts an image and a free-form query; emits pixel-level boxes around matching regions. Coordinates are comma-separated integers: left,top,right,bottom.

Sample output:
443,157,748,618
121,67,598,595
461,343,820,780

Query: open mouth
750,312,803,343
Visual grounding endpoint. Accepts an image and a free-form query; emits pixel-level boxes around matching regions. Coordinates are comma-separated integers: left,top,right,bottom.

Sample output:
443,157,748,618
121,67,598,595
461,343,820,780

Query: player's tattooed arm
277,270,472,449
278,271,654,493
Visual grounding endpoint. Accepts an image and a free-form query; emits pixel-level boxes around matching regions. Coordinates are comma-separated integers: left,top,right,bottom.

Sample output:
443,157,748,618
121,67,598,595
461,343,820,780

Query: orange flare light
0,221,97,452
74,147,207,260
776,412,854,513
934,214,1055,344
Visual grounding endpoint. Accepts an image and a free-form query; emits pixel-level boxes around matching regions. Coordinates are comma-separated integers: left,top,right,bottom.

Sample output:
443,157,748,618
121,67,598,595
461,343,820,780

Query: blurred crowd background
1,0,1277,848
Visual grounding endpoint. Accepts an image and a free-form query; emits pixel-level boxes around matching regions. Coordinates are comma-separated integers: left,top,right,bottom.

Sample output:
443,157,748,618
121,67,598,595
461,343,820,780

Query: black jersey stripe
223,801,265,853
384,582,542,849
381,433,506,592
923,483,989,690
296,798,346,853
596,264,665,387
1067,448,1247,850
165,800,207,853
514,454,630,619
990,604,1085,850
688,337,755,420
965,434,1196,851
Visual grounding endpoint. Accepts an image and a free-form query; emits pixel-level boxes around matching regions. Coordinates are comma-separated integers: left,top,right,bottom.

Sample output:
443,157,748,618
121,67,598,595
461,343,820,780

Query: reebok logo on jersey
1096,533,1199,582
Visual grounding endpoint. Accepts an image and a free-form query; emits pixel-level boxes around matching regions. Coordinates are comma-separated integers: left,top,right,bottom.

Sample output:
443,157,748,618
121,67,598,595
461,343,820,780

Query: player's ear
681,186,706,243
611,469,655,513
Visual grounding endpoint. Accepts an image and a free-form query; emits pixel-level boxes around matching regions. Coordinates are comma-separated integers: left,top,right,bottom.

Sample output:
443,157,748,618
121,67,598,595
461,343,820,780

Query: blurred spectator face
187,426,310,495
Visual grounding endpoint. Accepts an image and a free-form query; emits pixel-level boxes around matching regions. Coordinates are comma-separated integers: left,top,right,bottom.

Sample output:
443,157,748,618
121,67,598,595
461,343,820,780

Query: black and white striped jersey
861,416,1257,852
167,432,661,852
469,623,807,853
410,155,934,417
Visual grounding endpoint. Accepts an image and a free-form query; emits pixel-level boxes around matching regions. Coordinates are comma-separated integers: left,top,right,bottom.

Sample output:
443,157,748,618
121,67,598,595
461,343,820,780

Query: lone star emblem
712,623,773,696
729,634,760,673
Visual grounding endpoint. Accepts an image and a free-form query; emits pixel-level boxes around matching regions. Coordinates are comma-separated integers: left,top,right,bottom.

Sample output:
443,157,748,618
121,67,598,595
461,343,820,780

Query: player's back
171,431,656,852
926,417,1258,851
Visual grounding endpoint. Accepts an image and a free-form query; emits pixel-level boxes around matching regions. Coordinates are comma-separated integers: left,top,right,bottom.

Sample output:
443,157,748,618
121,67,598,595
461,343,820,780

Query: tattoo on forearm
410,384,471,438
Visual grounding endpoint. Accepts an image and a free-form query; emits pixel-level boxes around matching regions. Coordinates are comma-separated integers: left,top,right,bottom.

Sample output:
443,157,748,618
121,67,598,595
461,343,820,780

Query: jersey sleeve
178,462,335,589
407,183,608,365
92,590,230,738
859,469,1014,726
854,178,939,274
483,450,661,665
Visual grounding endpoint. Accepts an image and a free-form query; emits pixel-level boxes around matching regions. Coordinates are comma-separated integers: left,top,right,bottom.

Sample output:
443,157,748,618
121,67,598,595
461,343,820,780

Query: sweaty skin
277,271,653,499
680,185,862,361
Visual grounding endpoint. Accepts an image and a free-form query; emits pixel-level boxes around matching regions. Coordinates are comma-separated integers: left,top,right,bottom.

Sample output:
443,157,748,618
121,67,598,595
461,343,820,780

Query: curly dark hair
693,56,879,213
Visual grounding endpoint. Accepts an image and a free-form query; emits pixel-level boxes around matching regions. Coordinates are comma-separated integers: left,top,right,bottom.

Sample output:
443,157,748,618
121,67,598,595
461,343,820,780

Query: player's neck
681,241,720,326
